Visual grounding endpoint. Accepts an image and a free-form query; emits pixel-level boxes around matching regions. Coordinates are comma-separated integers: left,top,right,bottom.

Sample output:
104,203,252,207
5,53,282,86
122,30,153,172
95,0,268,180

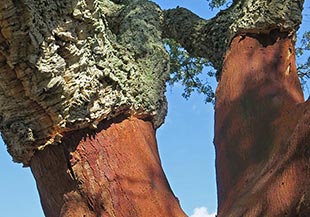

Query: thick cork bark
215,31,310,216
30,116,186,217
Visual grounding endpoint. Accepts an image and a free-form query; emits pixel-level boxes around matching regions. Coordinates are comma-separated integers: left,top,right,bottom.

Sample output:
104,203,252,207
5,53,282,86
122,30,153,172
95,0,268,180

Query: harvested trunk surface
30,116,186,217
215,30,310,216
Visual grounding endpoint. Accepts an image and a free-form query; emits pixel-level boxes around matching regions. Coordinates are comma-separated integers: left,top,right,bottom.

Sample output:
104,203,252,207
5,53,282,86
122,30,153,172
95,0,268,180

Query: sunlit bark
31,116,186,217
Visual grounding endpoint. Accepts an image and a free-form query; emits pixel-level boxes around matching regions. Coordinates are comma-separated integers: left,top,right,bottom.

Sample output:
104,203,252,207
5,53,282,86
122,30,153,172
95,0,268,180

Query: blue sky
0,1,309,217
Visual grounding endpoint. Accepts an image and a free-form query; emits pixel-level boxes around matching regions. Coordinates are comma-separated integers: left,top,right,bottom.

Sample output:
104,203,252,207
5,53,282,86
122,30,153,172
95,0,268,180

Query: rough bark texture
31,116,186,217
215,31,310,216
0,0,169,164
1,0,309,216
163,0,304,71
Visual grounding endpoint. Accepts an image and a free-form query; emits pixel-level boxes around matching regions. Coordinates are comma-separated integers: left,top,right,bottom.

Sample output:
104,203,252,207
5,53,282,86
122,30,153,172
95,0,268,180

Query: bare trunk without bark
30,116,186,217
215,31,310,216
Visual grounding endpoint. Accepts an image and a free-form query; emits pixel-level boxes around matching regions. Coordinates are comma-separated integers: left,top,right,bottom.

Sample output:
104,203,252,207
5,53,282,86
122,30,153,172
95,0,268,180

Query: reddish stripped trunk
215,31,310,216
30,116,186,217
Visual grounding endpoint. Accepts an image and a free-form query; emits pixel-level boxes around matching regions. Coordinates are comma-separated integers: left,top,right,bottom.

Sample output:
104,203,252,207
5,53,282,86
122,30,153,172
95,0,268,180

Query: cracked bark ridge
31,116,186,217
215,31,310,216
162,0,304,72
0,0,168,164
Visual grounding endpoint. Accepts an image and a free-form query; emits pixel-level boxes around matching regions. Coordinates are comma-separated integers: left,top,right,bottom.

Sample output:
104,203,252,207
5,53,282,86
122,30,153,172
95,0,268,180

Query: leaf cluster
207,0,227,9
164,39,215,104
296,31,310,87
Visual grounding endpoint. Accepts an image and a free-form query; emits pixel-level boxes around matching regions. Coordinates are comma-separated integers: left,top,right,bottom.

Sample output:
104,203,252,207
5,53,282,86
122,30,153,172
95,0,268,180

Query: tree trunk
1,0,309,216
0,1,182,215
30,116,186,217
215,31,310,216
162,1,309,216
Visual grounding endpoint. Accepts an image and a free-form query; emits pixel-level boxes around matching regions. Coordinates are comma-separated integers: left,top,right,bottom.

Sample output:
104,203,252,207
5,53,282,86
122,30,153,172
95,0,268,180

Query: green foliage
296,31,310,87
207,0,228,9
162,1,230,105
164,39,215,104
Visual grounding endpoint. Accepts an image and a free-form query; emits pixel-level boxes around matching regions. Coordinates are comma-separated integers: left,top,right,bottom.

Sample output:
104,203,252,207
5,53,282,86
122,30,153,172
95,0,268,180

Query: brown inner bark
30,116,186,217
215,31,310,216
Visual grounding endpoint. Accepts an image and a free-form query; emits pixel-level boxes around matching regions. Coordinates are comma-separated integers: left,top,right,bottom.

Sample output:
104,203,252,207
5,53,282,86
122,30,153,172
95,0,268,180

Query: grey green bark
0,0,308,216
0,0,305,182
0,0,169,164
0,0,303,164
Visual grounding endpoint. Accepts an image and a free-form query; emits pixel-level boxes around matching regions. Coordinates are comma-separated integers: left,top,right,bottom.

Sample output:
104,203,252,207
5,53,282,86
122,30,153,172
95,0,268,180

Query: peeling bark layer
215,31,310,216
31,116,186,217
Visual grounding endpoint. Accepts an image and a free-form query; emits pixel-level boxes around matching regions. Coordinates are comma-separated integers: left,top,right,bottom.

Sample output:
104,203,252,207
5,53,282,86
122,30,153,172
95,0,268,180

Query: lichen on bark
0,0,169,164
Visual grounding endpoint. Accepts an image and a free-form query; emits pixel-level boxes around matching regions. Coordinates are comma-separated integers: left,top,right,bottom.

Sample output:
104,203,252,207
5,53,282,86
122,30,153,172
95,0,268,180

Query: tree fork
215,30,310,216
1,0,309,216
30,116,186,217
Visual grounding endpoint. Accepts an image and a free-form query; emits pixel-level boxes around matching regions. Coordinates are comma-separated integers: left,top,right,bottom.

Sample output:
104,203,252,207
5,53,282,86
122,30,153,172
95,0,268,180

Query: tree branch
162,7,233,71
162,0,304,72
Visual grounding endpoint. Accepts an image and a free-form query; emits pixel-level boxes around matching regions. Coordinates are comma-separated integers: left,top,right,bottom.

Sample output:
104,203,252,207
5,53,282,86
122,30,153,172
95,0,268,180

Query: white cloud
189,207,217,217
